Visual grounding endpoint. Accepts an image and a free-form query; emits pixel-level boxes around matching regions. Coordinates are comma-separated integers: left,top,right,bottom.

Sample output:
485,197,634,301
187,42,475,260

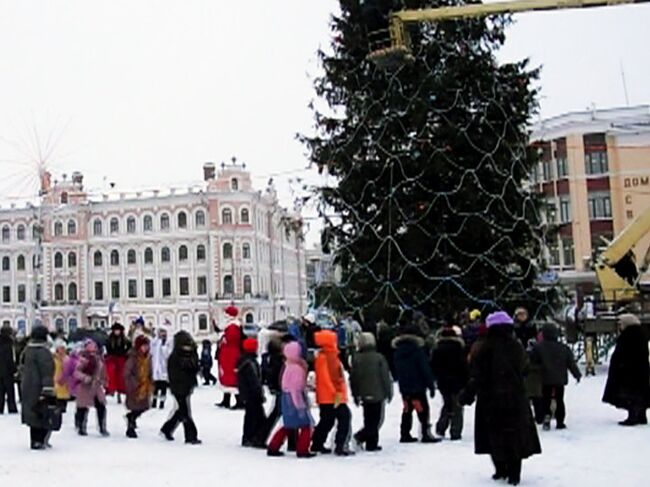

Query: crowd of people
0,305,648,486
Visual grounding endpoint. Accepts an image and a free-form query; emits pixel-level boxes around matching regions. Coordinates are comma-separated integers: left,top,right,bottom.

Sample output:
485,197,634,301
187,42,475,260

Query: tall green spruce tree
302,0,555,321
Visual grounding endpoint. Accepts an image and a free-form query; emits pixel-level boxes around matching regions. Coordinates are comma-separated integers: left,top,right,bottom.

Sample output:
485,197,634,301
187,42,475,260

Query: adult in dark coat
532,323,581,429
161,331,202,444
513,307,537,346
20,326,55,450
460,311,541,486
0,326,18,414
602,313,650,426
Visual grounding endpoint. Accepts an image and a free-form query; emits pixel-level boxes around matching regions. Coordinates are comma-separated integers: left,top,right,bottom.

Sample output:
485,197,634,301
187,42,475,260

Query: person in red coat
105,323,131,404
216,305,244,409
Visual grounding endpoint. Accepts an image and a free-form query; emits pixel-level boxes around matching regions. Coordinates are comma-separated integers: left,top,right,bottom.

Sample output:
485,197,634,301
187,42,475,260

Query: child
259,334,285,444
52,339,70,413
311,330,353,456
74,339,109,437
237,338,266,447
350,332,393,451
266,342,315,458
160,331,202,444
200,340,217,386
151,327,172,408
430,326,468,440
105,323,130,404
124,335,154,438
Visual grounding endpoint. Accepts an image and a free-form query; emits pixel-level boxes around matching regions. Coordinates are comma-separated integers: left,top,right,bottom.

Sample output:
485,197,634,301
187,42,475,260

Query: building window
110,217,119,234
223,242,233,260
94,250,103,267
179,277,189,296
127,249,136,265
162,278,171,297
111,280,120,299
17,225,25,240
145,279,154,298
222,208,232,225
223,275,234,295
143,215,153,232
17,284,26,303
1,226,9,242
54,252,63,269
110,250,120,266
161,247,170,263
32,224,39,240
242,243,251,260
128,279,137,298
178,211,187,229
588,193,612,220
94,281,104,301
196,244,206,262
562,238,575,267
160,213,170,231
55,283,64,300
585,151,608,175
54,221,63,236
197,276,207,296
127,216,136,234
144,247,153,264
547,239,560,267
17,254,25,271
93,219,102,236
556,157,568,179
68,282,77,301
542,160,552,181
36,283,41,302
2,286,10,303
68,318,78,333
198,314,208,331
195,210,206,227
68,219,76,235
68,252,76,268
2,256,10,271
245,313,254,324
60,191,68,204
179,245,188,262
241,208,250,224
243,275,252,294
231,178,239,191
559,198,571,223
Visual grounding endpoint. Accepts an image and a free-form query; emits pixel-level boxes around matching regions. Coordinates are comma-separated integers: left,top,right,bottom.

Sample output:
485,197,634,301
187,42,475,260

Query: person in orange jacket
310,330,353,456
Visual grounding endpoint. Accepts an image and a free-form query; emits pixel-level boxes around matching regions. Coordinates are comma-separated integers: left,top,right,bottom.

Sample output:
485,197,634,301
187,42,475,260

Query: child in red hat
237,338,266,447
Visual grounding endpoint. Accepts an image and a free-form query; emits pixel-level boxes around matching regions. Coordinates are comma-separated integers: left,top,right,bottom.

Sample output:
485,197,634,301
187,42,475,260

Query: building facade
530,105,650,293
0,162,307,336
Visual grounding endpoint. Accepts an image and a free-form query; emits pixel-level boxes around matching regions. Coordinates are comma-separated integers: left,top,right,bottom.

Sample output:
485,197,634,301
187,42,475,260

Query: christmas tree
301,0,556,321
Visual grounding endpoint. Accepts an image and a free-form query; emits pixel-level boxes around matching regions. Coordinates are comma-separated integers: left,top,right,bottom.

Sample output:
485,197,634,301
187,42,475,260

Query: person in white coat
151,327,173,409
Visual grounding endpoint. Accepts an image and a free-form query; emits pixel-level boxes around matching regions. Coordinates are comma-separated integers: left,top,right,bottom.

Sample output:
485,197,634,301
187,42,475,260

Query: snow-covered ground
0,365,646,487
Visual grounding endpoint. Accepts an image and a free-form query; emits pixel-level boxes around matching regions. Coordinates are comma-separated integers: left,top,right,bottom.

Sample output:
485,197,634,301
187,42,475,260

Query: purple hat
486,311,514,328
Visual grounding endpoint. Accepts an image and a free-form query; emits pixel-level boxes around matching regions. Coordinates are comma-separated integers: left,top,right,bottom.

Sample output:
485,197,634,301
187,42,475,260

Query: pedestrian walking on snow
74,339,109,437
237,338,266,447
105,323,130,404
124,335,154,438
200,340,217,385
151,327,172,408
0,325,18,414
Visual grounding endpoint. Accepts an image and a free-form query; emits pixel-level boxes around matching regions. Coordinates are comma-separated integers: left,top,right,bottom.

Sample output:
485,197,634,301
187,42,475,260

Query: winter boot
421,425,441,443
507,460,522,486
159,399,165,409
117,393,122,404
126,413,138,439
77,409,88,436
297,452,316,458
267,449,285,457
231,395,245,410
97,405,110,437
160,428,174,441
400,435,418,443
216,393,231,408
543,415,551,431
492,460,507,480
152,398,158,409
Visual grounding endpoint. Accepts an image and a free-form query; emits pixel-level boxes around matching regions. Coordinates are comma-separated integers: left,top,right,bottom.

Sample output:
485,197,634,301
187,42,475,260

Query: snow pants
401,393,430,439
355,401,385,449
268,426,312,456
542,385,565,425
312,403,351,451
436,393,463,439
242,399,266,445
161,393,198,442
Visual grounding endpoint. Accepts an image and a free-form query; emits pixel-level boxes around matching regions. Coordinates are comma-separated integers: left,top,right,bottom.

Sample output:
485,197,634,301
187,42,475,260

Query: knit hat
225,305,239,318
134,316,145,326
486,311,514,328
134,335,150,350
619,313,641,330
469,309,482,321
242,338,258,354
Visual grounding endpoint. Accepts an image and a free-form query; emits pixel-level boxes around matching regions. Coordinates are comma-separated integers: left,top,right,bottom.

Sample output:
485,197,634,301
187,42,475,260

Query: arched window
242,243,251,260
2,256,10,271
144,247,153,264
179,245,188,261
160,213,170,231
93,250,103,267
161,246,170,263
231,178,239,191
93,219,102,236
178,211,187,229
67,219,76,235
110,250,120,266
68,252,77,268
54,221,63,236
17,254,25,271
195,210,206,227
16,225,25,241
68,282,78,301
243,275,252,294
223,275,234,295
60,192,68,204
54,252,63,269
127,216,136,234
55,317,65,332
196,244,206,262
32,224,39,240
245,312,254,324
198,314,208,331
68,317,78,333
223,242,233,260
240,208,250,224
143,215,153,232
110,217,119,234
17,284,26,303
222,208,232,225
54,283,64,301
2,226,10,242
127,249,136,265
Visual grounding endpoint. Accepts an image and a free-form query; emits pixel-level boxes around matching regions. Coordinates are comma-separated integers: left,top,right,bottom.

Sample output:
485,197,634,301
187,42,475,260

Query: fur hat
30,326,49,342
242,338,258,354
225,305,239,318
619,313,641,330
134,335,150,350
486,311,514,328
111,323,125,332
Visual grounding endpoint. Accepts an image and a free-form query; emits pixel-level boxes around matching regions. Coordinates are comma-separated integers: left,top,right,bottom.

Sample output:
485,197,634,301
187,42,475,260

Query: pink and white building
0,162,307,336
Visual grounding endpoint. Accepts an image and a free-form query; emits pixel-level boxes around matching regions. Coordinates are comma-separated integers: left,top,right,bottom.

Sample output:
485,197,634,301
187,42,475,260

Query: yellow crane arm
600,207,650,266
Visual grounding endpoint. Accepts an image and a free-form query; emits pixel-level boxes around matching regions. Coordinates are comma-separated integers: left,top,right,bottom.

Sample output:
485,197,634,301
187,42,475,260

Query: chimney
39,171,52,195
72,171,83,187
203,162,216,181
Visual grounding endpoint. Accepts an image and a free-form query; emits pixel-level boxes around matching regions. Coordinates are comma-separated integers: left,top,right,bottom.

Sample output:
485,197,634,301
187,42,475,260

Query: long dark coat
464,326,541,461
20,341,54,428
602,325,650,410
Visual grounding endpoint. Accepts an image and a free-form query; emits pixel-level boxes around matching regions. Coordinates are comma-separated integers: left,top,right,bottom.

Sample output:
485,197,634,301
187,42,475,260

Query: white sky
0,0,649,245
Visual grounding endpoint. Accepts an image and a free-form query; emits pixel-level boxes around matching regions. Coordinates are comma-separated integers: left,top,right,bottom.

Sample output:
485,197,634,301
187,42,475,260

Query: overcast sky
0,0,648,245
